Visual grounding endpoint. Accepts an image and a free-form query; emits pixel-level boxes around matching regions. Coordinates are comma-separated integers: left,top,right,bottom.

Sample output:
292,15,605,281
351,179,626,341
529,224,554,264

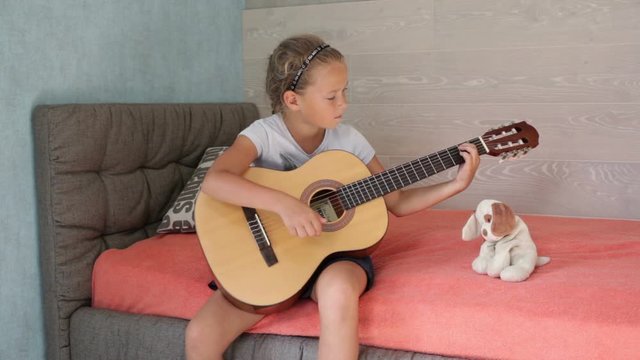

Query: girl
186,34,480,360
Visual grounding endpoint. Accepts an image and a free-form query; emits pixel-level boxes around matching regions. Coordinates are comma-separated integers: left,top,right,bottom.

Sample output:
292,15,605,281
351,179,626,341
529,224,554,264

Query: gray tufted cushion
33,103,259,360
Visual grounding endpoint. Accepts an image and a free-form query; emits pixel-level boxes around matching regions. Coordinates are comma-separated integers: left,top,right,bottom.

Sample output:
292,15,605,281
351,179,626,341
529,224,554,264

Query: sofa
34,103,640,360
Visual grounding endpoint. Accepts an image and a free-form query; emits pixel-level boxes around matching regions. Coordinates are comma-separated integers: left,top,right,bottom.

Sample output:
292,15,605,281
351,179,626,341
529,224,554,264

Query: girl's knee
185,318,206,344
185,318,198,342
314,261,367,304
185,319,206,358
185,313,227,359
185,319,214,356
186,293,264,359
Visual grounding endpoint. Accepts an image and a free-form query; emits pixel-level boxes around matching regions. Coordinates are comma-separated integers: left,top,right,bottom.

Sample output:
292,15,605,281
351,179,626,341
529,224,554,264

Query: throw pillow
157,146,227,233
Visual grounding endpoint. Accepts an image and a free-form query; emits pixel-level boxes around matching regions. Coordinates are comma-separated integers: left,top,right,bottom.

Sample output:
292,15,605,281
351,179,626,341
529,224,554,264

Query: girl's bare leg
311,261,367,360
185,291,264,360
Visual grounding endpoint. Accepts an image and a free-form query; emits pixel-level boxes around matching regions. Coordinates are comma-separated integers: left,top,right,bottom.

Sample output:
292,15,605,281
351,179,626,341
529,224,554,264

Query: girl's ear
462,212,480,241
282,90,300,111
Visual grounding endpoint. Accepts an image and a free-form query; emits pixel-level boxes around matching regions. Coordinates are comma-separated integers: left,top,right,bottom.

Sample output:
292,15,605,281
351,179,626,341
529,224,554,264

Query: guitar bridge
242,207,278,267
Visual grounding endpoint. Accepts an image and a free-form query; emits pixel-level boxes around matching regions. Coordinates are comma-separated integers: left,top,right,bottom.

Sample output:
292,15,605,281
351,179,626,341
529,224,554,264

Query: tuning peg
500,148,531,162
512,148,529,160
497,121,516,128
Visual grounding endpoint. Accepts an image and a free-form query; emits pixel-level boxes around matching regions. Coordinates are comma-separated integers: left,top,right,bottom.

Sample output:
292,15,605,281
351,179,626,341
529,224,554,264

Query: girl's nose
338,94,348,109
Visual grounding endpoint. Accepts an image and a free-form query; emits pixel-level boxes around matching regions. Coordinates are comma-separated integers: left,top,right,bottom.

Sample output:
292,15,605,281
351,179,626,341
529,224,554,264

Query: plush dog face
462,199,517,242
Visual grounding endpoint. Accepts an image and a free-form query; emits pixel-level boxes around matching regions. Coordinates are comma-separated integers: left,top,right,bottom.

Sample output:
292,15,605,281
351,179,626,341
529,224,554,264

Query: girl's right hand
275,195,327,238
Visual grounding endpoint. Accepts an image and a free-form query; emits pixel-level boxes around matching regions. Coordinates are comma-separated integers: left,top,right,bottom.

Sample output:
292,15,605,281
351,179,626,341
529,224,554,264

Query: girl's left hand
454,143,480,190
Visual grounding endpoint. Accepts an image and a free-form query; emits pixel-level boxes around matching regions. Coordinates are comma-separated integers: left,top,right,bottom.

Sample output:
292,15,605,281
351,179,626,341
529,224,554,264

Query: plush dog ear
491,202,517,237
462,212,480,240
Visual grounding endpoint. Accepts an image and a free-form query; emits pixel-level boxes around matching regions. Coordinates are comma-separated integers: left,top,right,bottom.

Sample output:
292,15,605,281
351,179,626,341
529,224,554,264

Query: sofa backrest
33,103,259,360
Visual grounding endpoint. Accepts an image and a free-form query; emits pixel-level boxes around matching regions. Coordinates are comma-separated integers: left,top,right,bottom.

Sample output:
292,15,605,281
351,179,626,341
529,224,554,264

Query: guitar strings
250,133,522,231
251,148,466,232
253,141,475,231
311,150,461,211
307,137,486,208
307,131,525,209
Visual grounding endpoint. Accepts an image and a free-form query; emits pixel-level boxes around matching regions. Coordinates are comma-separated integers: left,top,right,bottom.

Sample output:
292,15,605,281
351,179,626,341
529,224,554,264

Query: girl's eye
327,96,336,101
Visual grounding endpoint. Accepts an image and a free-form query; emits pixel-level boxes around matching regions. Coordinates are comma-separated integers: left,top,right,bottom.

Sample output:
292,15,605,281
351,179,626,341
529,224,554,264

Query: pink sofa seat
92,209,640,360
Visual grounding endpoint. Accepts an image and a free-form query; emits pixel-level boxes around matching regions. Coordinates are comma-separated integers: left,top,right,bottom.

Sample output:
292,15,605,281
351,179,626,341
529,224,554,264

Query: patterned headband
288,44,331,91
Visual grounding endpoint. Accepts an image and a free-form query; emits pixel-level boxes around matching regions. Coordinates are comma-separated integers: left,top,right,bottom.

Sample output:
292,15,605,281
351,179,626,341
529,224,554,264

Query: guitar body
195,150,389,313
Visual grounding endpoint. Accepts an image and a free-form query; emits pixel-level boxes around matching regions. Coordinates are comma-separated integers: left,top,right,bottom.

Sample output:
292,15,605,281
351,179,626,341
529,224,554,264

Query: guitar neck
337,137,488,210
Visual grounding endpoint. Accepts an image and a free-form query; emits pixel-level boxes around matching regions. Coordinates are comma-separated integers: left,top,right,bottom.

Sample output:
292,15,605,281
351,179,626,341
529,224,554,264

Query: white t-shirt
239,113,375,171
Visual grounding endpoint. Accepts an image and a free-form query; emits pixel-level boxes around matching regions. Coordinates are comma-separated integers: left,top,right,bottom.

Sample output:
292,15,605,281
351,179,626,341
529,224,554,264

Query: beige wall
243,0,640,220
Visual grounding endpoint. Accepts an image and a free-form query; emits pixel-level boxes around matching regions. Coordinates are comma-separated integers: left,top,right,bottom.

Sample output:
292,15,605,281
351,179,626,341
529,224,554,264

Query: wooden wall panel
243,0,434,59
346,104,640,162
434,0,640,49
243,0,640,219
246,0,371,10
348,44,640,104
378,156,640,220
243,58,268,106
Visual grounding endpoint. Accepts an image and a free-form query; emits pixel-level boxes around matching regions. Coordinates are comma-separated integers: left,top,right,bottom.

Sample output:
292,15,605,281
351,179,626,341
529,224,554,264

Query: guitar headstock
482,121,539,161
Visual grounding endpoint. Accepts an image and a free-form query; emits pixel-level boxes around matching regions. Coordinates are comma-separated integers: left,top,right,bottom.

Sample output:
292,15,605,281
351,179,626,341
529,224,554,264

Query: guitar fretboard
336,137,487,209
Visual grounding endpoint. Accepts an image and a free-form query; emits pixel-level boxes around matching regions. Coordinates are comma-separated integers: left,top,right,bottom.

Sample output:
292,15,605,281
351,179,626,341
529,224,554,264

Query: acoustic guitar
195,121,539,313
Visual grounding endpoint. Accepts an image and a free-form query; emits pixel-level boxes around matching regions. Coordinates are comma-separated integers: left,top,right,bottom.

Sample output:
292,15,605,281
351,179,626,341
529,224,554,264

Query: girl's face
295,60,348,129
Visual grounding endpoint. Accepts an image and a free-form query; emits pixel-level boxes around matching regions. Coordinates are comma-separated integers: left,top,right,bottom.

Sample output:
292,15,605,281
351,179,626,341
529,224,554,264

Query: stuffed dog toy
462,199,550,282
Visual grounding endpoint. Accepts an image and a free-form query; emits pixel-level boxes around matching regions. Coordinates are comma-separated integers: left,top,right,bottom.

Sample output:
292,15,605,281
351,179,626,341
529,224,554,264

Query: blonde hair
266,34,345,114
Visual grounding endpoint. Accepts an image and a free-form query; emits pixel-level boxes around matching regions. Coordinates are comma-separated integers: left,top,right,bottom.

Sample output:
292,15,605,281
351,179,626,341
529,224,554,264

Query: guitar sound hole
309,189,344,223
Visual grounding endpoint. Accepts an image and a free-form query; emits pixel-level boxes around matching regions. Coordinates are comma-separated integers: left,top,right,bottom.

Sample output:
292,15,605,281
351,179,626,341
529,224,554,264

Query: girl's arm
367,143,480,217
201,135,325,238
